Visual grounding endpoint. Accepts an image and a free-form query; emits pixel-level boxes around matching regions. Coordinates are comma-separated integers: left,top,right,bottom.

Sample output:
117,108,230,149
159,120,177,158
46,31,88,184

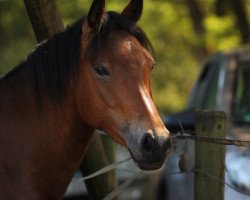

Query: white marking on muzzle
139,86,154,115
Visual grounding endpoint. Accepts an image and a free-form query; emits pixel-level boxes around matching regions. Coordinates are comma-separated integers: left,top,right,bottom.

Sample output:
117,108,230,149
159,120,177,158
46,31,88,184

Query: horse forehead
107,34,152,63
121,40,133,52
119,37,147,56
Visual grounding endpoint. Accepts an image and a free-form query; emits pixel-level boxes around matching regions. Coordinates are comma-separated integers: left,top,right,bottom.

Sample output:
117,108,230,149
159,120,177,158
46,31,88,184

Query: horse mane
1,11,153,103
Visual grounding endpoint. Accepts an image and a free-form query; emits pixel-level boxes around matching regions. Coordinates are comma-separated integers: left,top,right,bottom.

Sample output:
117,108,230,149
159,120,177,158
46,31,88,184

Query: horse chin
135,160,165,171
128,149,166,170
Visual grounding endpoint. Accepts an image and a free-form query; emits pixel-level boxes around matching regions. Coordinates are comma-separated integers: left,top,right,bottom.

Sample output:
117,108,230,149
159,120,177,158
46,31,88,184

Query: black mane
1,11,153,103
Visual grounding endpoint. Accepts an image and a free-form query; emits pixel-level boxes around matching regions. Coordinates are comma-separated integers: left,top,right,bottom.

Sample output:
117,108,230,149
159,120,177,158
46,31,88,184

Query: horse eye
151,63,156,71
94,65,110,76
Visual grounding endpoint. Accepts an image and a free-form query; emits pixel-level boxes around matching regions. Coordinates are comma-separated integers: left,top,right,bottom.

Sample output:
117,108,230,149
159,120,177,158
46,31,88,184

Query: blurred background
1,1,250,200
1,0,249,115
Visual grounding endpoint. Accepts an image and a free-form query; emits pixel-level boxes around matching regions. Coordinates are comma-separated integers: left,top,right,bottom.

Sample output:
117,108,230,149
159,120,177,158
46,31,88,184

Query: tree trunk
23,1,118,199
185,0,208,60
23,0,64,42
80,133,118,200
185,0,205,36
215,0,227,17
230,0,250,44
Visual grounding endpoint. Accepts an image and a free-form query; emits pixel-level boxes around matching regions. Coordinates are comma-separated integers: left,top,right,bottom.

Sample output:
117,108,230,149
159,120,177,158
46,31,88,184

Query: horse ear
87,0,106,28
121,0,143,22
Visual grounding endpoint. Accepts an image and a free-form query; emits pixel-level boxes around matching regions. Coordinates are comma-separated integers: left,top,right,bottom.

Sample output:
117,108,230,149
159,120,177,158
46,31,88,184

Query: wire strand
78,157,132,182
171,132,250,147
193,168,250,196
103,171,143,200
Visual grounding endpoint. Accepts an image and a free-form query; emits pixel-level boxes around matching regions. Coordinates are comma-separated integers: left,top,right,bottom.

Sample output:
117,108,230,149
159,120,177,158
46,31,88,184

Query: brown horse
0,0,172,199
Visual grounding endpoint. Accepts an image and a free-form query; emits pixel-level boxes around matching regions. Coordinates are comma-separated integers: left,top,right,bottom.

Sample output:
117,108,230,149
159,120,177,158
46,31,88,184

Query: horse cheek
76,82,102,128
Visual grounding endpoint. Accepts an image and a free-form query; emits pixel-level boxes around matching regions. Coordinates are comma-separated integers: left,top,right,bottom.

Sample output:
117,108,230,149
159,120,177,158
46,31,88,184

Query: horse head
77,0,172,170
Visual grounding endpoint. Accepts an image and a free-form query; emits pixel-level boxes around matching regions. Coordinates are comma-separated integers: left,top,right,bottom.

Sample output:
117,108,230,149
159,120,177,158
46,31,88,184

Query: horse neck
0,68,94,199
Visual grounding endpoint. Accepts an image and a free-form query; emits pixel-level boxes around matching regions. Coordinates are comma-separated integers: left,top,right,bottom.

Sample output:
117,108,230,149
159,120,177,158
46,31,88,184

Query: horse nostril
141,133,156,153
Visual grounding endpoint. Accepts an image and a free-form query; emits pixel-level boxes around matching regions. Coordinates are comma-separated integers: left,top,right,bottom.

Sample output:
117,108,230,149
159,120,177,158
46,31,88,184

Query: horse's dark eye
94,65,110,76
151,63,156,71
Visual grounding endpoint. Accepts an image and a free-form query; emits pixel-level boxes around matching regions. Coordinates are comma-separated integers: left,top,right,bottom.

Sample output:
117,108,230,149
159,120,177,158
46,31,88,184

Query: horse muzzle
124,128,172,170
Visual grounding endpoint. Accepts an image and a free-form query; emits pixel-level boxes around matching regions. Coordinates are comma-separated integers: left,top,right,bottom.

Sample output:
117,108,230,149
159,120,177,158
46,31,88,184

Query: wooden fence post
195,111,227,200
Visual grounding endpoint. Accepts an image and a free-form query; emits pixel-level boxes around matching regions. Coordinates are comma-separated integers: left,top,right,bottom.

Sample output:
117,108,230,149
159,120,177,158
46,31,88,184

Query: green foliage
0,1,36,74
205,14,240,50
0,0,248,114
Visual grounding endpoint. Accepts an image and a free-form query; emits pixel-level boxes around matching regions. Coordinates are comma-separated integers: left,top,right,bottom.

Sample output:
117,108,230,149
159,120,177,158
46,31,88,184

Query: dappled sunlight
205,15,240,51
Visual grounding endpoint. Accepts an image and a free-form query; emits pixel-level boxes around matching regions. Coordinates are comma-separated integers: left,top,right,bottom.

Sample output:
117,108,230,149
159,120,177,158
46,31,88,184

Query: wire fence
77,131,250,200
172,132,250,147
